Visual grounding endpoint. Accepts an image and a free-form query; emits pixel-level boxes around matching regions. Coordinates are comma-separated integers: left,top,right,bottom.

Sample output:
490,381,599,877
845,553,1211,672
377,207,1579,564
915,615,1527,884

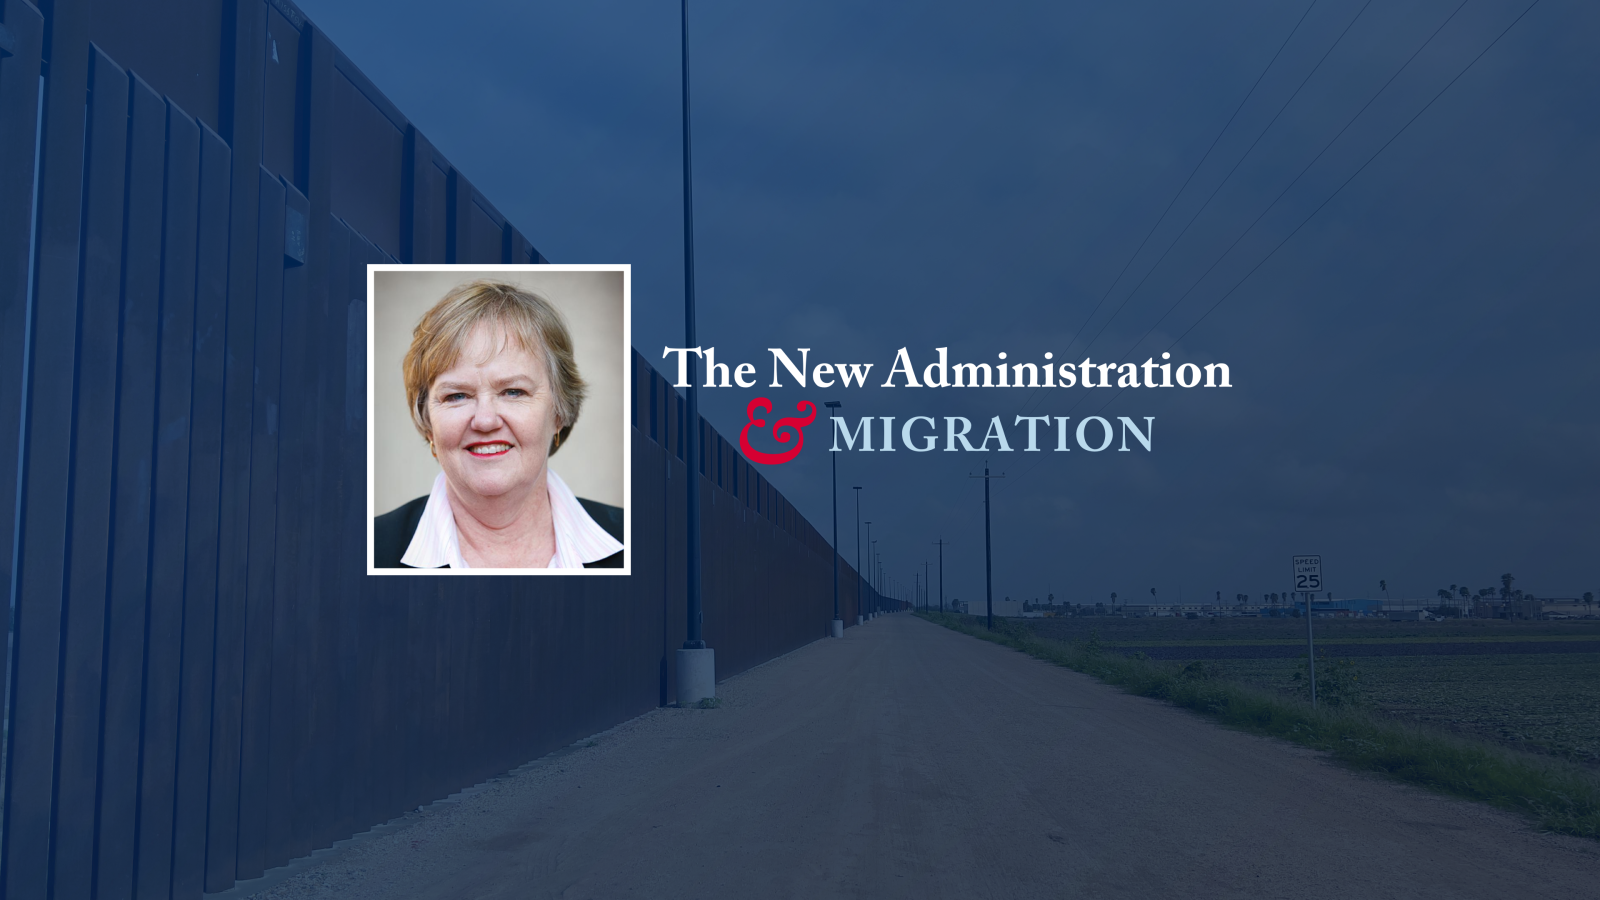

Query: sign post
1292,555,1322,708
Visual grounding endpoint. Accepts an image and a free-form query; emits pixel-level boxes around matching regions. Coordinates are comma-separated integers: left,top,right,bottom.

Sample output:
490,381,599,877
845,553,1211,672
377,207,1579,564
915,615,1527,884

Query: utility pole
970,462,1004,629
676,0,714,706
933,538,947,613
825,401,842,637
923,560,930,611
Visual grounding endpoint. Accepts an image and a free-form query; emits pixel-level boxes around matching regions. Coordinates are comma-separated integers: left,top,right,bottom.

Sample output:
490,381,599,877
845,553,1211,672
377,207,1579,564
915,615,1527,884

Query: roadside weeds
916,610,1600,840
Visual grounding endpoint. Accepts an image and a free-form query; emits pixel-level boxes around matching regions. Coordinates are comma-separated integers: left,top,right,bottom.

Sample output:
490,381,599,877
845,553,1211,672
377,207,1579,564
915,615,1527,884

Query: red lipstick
464,441,512,457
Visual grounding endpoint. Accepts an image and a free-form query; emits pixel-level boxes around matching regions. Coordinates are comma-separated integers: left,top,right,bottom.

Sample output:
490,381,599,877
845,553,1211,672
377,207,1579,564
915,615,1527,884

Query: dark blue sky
304,0,1599,605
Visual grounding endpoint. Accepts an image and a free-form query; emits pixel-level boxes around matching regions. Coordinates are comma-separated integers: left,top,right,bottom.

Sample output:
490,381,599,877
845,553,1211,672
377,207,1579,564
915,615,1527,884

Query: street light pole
873,547,881,610
854,488,863,624
825,401,842,637
933,538,947,613
675,0,714,705
864,524,873,619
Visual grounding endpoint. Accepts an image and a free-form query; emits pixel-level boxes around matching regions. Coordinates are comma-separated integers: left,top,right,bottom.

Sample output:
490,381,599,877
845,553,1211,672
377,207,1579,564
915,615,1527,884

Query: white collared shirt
400,469,623,569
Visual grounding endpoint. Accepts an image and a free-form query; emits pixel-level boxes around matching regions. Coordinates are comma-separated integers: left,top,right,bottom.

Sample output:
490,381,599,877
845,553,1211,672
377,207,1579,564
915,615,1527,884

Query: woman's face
428,322,560,506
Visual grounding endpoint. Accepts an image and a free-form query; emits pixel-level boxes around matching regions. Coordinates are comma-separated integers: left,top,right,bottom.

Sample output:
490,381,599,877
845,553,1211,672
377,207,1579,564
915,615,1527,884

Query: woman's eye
442,392,467,402
503,388,527,397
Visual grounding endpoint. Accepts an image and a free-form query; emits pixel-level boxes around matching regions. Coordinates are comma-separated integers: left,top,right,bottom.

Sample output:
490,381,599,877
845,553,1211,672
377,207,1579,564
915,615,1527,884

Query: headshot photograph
367,266,630,574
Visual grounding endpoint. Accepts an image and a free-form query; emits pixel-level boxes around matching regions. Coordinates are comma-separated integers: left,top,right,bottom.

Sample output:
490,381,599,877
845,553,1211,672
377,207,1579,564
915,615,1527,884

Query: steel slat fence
0,2,881,897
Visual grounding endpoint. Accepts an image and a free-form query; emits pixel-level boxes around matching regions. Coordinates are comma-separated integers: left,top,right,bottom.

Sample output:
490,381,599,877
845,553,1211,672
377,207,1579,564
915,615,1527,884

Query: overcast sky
304,0,1599,605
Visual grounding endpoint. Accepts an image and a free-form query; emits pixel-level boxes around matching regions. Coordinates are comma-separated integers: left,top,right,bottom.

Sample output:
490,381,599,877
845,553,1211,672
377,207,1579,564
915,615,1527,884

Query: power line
1050,0,1377,382
998,0,1543,493
1007,0,1322,413
1035,0,1470,438
1090,0,1476,379
1104,0,1542,406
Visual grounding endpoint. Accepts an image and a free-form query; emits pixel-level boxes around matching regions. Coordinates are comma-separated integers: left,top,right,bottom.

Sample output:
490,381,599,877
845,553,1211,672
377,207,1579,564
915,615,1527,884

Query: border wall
0,1,878,896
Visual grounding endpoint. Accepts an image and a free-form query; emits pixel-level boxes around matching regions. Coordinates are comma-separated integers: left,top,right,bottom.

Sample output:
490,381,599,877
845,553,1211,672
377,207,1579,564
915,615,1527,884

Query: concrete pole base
676,647,715,707
857,614,864,625
831,618,844,638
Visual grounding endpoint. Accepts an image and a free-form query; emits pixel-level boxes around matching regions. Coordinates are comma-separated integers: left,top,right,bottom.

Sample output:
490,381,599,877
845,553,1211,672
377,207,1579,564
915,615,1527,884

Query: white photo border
365,263,632,576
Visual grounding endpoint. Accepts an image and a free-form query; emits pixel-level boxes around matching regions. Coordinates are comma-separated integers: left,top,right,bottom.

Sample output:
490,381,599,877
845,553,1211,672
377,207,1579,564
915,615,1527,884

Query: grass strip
917,610,1600,840
1086,635,1600,647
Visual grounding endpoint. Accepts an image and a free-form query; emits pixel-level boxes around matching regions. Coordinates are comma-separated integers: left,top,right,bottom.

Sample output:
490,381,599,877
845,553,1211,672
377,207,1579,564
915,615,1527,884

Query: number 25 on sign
1293,555,1322,592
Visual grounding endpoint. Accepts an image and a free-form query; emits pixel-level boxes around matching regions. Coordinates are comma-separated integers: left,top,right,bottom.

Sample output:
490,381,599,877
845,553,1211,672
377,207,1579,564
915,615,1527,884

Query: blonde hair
402,280,587,455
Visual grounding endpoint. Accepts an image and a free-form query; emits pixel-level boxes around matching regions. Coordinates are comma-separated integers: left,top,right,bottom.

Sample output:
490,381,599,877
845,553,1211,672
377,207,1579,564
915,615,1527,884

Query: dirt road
247,613,1600,899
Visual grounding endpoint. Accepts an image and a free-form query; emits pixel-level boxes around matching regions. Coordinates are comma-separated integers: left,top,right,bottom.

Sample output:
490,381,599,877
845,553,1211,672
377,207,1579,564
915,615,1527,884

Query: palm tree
1379,579,1388,600
1583,592,1593,614
1501,573,1514,599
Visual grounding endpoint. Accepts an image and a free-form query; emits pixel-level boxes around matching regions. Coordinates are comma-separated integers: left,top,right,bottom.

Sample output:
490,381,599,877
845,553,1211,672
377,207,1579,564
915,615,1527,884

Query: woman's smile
466,441,513,457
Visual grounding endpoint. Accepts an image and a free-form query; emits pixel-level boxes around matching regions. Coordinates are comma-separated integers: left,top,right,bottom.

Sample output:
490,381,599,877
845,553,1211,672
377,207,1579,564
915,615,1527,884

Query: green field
1011,616,1600,767
922,611,1600,838
1020,614,1600,646
1208,654,1600,766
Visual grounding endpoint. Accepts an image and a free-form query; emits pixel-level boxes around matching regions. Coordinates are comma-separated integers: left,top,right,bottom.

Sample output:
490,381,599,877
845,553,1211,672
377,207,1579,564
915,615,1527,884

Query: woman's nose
469,397,503,431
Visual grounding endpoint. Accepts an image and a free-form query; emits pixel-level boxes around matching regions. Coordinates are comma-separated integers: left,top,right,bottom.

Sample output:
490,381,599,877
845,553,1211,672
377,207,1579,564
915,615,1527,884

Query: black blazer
374,495,625,569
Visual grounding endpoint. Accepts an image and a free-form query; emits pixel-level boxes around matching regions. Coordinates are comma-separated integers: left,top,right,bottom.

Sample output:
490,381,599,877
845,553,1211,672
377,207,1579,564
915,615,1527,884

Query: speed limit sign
1292,556,1322,592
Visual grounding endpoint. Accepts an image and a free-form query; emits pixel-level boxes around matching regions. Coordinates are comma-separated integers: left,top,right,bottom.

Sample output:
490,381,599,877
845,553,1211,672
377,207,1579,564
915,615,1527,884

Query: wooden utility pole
969,463,1004,629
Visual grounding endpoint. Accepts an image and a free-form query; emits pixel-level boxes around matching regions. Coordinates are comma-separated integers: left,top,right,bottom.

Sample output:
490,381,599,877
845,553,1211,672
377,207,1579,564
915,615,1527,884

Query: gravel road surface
241,613,1600,899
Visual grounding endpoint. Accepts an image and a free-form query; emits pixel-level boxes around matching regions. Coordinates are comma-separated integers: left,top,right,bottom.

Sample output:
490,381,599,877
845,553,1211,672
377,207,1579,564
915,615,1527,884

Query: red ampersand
739,398,817,465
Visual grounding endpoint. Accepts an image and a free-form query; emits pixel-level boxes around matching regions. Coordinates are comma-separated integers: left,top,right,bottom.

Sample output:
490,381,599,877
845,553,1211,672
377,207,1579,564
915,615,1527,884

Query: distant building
950,598,1031,617
1386,610,1429,622
988,598,1026,618
1472,598,1542,620
1122,604,1225,617
948,598,1032,617
1539,599,1590,619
